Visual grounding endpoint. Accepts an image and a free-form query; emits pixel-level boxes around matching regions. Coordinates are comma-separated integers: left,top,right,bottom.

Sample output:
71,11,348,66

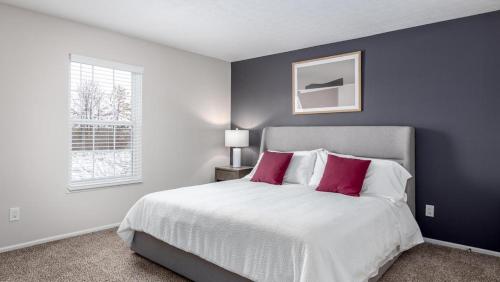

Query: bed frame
131,126,415,282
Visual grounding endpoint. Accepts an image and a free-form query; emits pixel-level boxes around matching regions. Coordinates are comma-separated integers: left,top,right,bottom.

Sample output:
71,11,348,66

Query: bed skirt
131,231,399,282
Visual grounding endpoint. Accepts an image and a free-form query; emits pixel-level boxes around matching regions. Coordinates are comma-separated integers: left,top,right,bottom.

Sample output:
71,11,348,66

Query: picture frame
292,51,362,114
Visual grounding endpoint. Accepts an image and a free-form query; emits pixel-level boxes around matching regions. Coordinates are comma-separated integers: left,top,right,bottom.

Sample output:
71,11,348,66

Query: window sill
68,178,143,192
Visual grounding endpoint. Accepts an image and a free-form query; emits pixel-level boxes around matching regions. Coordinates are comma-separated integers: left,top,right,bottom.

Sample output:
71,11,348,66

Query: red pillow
316,154,371,197
251,151,293,185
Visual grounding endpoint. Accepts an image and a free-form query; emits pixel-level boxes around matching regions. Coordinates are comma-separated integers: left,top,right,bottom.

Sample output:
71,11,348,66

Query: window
69,55,143,190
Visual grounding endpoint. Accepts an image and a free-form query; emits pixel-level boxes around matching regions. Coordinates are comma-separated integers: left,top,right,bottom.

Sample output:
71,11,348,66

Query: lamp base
232,148,241,168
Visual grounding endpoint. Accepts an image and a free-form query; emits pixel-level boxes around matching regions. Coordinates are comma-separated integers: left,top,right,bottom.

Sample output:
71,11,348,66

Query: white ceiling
2,0,499,62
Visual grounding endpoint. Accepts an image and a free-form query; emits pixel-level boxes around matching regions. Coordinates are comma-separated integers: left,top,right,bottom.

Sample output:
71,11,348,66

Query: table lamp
225,128,249,168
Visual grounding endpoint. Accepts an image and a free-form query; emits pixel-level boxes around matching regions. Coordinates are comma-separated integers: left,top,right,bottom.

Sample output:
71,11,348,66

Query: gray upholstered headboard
259,126,415,216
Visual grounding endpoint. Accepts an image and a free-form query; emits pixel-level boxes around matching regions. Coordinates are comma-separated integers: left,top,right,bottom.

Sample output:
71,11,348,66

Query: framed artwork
292,51,362,114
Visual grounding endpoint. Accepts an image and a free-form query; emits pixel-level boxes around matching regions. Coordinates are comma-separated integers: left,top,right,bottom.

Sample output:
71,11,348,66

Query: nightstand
215,166,253,182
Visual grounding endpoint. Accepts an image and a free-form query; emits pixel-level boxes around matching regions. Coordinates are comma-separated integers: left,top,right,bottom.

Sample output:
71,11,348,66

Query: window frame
67,54,143,191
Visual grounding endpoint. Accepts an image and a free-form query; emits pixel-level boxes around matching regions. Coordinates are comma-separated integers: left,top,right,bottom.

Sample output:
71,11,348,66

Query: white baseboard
3,227,498,258
424,237,500,258
0,222,121,253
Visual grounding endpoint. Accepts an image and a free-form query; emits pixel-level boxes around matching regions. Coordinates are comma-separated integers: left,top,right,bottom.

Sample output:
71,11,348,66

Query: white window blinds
69,54,143,190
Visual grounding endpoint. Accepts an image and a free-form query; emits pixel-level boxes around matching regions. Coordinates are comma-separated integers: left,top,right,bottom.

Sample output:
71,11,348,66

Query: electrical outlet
9,207,20,222
425,204,434,217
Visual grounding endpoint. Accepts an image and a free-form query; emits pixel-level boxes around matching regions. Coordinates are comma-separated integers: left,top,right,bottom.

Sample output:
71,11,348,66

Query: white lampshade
225,129,249,147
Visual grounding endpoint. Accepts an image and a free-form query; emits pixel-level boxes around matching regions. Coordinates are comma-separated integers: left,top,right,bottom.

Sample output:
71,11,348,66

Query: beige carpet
0,229,498,282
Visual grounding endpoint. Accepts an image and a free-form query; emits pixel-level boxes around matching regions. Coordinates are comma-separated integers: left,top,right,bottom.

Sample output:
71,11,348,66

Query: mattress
118,179,423,282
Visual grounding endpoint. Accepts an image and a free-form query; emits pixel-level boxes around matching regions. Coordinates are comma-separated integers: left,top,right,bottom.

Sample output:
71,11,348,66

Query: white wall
0,4,231,249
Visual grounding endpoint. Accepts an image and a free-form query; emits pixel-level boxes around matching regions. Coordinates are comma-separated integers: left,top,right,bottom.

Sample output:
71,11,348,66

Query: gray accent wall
231,11,500,252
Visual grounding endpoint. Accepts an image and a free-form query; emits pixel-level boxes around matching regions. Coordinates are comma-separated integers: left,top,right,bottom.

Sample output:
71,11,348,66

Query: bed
118,126,422,282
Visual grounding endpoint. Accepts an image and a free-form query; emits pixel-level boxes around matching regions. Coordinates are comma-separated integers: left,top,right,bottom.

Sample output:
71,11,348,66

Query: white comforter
118,179,423,282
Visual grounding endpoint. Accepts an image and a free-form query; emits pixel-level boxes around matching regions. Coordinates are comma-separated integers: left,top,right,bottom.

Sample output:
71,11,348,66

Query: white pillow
360,157,412,202
243,153,263,180
309,149,412,202
244,150,318,185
